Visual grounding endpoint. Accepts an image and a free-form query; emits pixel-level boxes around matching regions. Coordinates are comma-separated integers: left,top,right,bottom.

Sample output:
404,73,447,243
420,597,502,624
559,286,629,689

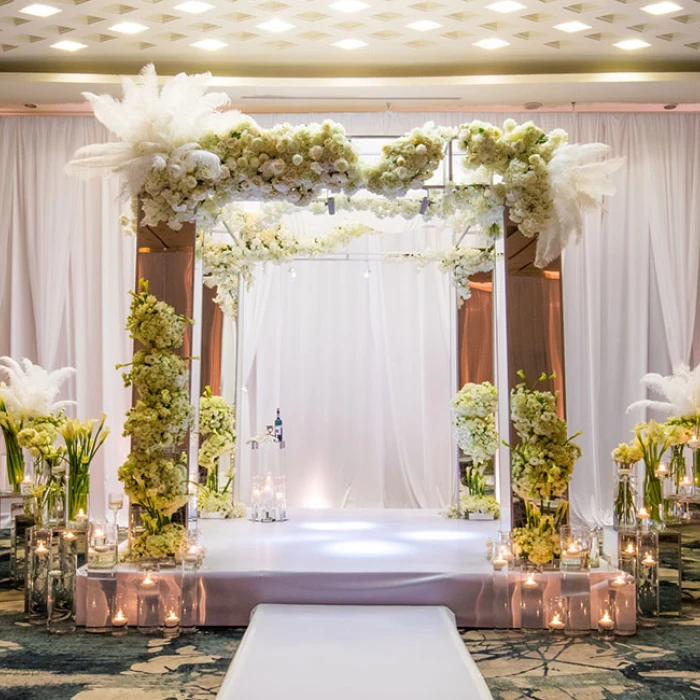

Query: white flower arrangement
66,65,619,268
365,123,453,197
452,382,499,465
442,485,500,519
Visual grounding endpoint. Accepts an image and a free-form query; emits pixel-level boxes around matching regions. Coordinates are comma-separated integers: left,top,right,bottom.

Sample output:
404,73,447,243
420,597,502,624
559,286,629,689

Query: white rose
310,145,324,161
292,154,304,166
269,158,286,176
415,144,427,156
334,158,349,172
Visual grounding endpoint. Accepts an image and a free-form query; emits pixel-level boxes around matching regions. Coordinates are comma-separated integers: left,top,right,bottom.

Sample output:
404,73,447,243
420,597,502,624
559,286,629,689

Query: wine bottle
274,408,283,443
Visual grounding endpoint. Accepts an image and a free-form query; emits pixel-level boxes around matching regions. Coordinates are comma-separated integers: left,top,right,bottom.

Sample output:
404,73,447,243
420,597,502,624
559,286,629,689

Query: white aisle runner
216,604,493,700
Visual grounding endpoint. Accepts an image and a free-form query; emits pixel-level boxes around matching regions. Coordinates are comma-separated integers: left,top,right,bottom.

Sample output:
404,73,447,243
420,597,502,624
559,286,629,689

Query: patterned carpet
0,590,699,700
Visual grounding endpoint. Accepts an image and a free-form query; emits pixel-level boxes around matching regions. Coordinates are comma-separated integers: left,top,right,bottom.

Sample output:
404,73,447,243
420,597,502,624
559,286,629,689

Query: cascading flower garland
67,65,620,269
509,371,581,566
118,279,194,560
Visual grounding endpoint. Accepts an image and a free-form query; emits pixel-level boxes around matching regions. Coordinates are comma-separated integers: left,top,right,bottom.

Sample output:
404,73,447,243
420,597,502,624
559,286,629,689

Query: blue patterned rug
0,590,698,699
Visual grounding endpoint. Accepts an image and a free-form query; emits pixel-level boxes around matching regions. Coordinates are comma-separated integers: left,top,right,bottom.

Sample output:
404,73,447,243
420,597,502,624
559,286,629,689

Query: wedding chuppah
4,59,700,700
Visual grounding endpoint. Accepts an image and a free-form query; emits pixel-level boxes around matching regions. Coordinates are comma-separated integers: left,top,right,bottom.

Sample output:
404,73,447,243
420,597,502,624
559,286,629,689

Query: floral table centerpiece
197,387,245,519
0,357,75,493
509,371,581,567
118,280,194,561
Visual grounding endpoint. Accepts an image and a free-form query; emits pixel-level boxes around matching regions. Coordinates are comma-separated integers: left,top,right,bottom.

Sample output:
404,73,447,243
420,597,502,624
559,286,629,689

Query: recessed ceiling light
641,1,682,15
109,22,148,34
20,3,61,17
406,20,443,31
664,103,678,110
524,101,543,110
555,21,591,33
473,38,510,49
486,1,526,13
330,0,370,11
333,38,367,49
50,40,87,51
614,38,651,50
257,18,295,32
191,38,227,50
174,0,214,13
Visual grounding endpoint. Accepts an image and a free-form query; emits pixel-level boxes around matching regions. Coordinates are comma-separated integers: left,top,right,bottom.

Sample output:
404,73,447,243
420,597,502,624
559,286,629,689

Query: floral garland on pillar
118,280,194,560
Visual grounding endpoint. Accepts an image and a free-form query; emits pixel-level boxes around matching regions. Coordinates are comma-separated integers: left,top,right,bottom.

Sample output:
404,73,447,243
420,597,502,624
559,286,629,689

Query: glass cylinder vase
560,527,590,572
1,427,25,494
613,462,637,529
636,530,659,627
27,527,53,624
66,470,89,529
47,530,78,635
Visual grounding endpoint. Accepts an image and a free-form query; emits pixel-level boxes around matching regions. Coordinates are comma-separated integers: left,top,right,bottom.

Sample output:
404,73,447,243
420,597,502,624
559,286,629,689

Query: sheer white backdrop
1,112,699,523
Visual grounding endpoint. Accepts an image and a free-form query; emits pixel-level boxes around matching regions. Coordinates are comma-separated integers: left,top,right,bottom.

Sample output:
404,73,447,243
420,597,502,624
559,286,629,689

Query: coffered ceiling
1,0,699,107
1,0,699,74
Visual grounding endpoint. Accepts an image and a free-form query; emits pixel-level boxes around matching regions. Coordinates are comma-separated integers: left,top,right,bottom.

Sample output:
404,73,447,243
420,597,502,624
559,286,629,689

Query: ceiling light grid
0,1,696,67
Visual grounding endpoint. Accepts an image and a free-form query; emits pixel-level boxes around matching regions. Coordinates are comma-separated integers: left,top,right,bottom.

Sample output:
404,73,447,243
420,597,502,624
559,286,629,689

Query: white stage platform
76,508,627,628
216,604,493,700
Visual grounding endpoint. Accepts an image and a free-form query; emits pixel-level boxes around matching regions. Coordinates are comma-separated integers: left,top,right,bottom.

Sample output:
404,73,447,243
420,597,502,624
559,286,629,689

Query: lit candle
76,509,88,523
275,491,284,502
680,476,692,490
164,611,180,628
492,556,508,571
598,611,614,631
499,546,513,562
637,507,650,521
112,609,128,628
92,528,105,546
641,552,656,567
610,574,628,588
142,571,156,588
20,475,33,495
35,542,49,556
523,573,538,589
687,431,700,450
549,613,566,631
183,544,202,564
62,531,76,541
624,542,636,556
655,463,669,478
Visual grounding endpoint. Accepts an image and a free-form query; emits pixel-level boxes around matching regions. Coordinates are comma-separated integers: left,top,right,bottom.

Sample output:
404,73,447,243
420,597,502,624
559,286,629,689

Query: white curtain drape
0,117,135,518
237,211,455,508
1,112,698,522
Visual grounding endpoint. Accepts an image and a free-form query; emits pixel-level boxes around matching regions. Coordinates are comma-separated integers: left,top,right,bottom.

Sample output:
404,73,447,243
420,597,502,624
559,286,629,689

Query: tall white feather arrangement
535,143,624,268
0,357,76,419
627,362,700,418
65,64,245,196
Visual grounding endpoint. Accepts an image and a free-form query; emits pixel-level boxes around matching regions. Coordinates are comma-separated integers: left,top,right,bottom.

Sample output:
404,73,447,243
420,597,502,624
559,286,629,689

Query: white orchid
628,363,700,419
0,357,76,421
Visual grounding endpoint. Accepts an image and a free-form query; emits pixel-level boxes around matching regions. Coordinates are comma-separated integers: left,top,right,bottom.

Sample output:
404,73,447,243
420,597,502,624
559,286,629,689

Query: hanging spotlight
327,196,335,215
420,195,430,215
288,264,297,279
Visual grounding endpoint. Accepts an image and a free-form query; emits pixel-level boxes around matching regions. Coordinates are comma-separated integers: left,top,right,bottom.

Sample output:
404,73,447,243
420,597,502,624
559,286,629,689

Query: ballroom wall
1,111,699,524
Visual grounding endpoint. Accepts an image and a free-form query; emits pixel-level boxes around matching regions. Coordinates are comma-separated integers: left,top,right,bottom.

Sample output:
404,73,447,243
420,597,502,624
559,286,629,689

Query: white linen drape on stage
1,112,699,522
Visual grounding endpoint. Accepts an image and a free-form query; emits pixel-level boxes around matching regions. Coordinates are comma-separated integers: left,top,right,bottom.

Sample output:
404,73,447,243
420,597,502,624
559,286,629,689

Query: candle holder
26,527,52,624
162,594,181,639
249,434,287,523
597,597,615,640
520,570,544,631
562,573,592,637
46,529,79,634
636,530,659,628
609,573,636,636
10,500,34,589
87,519,118,572
494,531,513,563
560,527,590,572
274,475,287,522
589,528,601,569
137,563,161,635
111,591,129,636
613,462,638,529
547,596,568,635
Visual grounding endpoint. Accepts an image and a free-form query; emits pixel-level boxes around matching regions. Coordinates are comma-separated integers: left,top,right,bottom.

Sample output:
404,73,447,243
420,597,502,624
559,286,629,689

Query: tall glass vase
642,459,663,525
613,462,637,529
66,469,89,527
2,427,25,493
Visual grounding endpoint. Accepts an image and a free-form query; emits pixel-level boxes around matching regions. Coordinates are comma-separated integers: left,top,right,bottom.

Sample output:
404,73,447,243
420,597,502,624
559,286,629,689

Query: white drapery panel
0,116,135,518
1,112,698,521
238,212,455,508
